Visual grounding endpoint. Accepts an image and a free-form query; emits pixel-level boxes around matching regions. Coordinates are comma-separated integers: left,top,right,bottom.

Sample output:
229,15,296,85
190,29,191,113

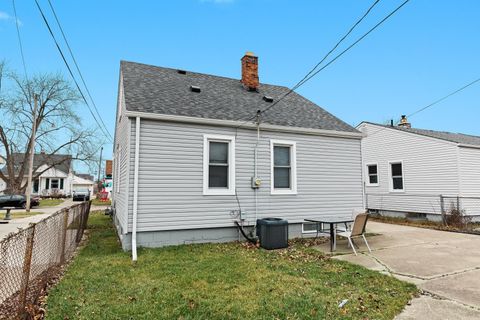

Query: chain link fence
366,193,480,223
0,201,91,319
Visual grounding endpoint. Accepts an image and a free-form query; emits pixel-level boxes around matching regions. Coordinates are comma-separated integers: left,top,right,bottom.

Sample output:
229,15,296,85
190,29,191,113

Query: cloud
0,11,22,26
0,11,10,20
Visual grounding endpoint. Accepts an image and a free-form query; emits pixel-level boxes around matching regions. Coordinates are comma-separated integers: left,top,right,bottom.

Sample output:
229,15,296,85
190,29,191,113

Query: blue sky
1,0,479,173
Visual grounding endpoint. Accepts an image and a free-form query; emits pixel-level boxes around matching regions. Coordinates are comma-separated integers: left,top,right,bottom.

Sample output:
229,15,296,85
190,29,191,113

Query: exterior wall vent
190,85,201,93
263,96,273,103
177,70,187,75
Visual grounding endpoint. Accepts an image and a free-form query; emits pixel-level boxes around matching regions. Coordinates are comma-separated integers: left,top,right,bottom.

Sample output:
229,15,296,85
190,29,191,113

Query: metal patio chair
337,213,371,256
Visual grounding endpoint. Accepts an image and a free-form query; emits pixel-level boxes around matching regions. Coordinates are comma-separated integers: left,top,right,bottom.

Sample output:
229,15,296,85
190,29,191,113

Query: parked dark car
73,189,90,202
0,194,40,209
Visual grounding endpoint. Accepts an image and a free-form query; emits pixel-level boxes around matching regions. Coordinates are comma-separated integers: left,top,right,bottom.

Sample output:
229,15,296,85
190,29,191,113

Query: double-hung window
390,161,404,191
366,164,379,186
271,140,297,195
203,134,235,195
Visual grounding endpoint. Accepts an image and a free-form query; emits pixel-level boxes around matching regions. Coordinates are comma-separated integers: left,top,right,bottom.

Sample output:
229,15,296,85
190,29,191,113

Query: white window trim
389,160,405,193
203,134,236,196
270,139,297,195
365,163,379,187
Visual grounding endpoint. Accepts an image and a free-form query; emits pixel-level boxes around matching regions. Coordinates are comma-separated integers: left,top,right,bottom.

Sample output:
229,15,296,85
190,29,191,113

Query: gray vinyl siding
458,146,480,216
459,146,480,196
126,119,363,233
360,123,460,215
113,77,130,234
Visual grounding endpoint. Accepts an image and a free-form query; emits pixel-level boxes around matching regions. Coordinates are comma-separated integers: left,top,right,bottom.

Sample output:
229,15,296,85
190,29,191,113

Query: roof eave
124,110,362,140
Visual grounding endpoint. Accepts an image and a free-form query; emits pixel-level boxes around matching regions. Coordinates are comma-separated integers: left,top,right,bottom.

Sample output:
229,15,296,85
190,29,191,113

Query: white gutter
132,117,141,261
124,111,362,140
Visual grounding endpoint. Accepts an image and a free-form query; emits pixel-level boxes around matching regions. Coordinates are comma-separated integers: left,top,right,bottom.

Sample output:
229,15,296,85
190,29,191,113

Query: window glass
391,162,404,190
274,146,290,166
391,163,402,176
273,146,291,189
51,179,59,189
367,164,378,185
208,141,229,188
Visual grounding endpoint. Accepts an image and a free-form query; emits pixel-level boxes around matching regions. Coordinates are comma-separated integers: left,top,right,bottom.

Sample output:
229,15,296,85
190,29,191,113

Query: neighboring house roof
1,153,72,176
361,122,480,146
76,173,95,181
72,175,94,185
120,61,358,133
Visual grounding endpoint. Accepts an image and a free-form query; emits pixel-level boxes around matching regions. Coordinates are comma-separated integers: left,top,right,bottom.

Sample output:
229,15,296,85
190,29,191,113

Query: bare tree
0,63,103,194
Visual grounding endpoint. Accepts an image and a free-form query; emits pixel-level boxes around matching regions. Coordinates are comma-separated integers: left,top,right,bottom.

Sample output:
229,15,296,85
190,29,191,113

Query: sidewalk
0,198,75,240
315,221,480,319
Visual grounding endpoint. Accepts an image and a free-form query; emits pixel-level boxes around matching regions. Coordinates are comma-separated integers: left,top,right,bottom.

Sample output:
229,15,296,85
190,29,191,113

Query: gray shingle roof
120,61,358,133
1,153,72,176
363,122,480,146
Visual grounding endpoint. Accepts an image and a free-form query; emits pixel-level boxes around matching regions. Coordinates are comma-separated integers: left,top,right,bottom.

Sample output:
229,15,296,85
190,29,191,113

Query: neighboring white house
0,152,94,197
112,54,364,253
71,175,95,197
358,118,480,221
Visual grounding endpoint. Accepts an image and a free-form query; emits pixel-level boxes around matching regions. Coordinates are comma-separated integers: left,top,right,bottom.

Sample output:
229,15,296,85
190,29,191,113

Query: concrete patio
315,221,480,319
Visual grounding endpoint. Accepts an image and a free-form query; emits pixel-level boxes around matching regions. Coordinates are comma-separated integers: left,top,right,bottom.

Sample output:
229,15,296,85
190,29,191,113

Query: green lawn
39,198,64,207
46,213,417,319
91,198,111,206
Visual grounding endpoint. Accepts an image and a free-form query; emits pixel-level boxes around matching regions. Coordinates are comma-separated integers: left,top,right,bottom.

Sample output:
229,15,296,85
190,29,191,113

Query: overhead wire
33,0,113,142
12,0,28,79
46,0,113,142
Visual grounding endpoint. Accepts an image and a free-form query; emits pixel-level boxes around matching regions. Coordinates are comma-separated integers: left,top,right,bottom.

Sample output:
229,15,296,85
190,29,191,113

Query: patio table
304,217,354,252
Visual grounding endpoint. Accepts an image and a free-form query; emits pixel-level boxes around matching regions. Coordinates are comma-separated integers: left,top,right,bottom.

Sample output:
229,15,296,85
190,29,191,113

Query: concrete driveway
0,198,76,240
319,221,480,319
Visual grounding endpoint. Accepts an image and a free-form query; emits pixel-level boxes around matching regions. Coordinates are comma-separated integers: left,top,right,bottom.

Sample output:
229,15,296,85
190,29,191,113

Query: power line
12,0,28,79
407,77,480,118
46,0,113,141
366,76,480,138
33,0,113,142
259,0,411,119
235,0,410,129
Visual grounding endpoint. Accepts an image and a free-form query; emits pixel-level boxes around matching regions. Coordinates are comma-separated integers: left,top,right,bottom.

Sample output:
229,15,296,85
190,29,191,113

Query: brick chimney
398,115,411,128
240,52,259,91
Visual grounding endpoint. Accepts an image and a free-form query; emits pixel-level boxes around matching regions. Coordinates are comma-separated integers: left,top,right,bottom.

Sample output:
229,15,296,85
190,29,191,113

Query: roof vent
190,85,201,93
263,95,273,103
177,69,187,75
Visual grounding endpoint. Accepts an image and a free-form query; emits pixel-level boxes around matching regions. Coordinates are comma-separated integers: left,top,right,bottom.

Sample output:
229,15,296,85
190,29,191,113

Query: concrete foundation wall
119,223,314,251
372,209,480,223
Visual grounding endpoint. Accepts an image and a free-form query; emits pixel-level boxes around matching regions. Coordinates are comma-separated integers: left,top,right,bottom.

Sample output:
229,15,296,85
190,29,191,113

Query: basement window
203,134,236,195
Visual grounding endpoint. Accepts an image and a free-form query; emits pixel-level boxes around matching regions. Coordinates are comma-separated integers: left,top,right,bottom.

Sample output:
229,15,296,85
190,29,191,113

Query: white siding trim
388,160,405,193
270,139,297,195
125,111,362,140
132,117,140,261
203,134,236,196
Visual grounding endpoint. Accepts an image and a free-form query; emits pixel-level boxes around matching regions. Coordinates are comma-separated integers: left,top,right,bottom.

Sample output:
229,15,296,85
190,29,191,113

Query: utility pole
97,146,103,193
26,94,38,212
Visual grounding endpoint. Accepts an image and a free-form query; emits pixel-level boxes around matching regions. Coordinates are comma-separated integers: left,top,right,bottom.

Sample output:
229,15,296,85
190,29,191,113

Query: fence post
18,225,35,317
60,209,69,264
457,196,461,211
440,195,446,224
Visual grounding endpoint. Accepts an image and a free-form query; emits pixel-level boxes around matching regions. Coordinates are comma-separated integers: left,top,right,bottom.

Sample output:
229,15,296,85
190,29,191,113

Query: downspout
132,117,141,261
254,111,261,226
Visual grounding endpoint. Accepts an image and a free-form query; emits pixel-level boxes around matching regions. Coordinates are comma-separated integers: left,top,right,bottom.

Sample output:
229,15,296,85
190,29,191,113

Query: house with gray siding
112,53,364,258
358,118,480,221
